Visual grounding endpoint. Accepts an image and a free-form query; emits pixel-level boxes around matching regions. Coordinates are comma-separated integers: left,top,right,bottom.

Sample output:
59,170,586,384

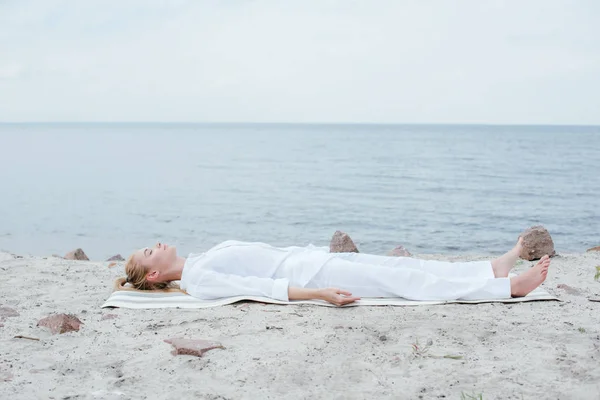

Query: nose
156,242,161,249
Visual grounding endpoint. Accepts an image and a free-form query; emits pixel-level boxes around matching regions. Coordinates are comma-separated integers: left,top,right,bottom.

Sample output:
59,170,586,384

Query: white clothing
179,240,511,302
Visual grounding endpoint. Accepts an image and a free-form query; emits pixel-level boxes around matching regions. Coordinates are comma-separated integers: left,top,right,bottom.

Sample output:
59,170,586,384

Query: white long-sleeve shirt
179,240,333,301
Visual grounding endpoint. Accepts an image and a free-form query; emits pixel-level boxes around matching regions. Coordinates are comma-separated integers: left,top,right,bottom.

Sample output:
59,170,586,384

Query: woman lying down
124,238,550,306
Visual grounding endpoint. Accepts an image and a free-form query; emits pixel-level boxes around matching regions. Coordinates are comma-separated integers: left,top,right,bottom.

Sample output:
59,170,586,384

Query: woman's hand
318,288,361,306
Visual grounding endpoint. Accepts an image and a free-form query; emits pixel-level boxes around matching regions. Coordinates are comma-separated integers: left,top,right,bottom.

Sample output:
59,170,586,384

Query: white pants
305,253,511,301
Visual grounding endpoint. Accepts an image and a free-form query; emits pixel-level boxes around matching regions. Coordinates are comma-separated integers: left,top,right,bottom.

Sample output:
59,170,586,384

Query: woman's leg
307,257,511,301
331,238,524,279
510,255,550,296
489,237,524,277
332,252,494,280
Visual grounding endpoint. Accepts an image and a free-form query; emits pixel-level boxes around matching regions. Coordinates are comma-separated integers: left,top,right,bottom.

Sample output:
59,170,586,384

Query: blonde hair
123,254,180,291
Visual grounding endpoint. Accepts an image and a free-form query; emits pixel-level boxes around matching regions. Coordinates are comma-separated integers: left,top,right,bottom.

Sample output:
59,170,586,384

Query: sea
0,123,598,260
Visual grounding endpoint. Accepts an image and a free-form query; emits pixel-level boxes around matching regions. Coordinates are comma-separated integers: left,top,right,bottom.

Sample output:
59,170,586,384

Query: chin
168,246,177,257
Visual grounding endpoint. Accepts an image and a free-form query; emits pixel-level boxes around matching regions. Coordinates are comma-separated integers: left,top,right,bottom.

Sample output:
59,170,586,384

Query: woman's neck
162,256,187,281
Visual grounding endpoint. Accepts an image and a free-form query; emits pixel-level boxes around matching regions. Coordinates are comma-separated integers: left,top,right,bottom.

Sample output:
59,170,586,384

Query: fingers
335,295,361,306
323,288,361,306
343,297,361,305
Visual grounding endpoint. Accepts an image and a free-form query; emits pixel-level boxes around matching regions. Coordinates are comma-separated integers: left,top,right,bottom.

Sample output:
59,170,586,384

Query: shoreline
1,242,598,264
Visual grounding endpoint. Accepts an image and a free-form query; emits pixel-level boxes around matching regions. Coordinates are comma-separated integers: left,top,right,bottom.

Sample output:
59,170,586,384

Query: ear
146,270,160,282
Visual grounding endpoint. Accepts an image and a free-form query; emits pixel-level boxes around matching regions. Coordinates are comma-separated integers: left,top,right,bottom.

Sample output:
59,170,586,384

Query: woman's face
133,242,177,276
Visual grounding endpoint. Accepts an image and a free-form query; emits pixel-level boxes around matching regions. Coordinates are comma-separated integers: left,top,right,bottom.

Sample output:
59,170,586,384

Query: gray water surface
1,123,598,259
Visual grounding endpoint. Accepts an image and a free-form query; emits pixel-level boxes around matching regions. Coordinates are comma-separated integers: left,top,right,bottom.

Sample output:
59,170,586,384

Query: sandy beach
1,250,599,399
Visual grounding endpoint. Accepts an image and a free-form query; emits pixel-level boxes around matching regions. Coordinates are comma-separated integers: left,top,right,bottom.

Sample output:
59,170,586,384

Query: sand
1,250,599,399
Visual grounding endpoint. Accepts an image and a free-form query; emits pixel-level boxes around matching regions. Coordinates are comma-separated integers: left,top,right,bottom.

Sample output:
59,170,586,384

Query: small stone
164,338,224,357
556,284,582,296
107,262,117,268
587,246,600,252
330,231,359,253
101,314,118,321
0,369,12,382
106,254,125,261
386,245,412,257
37,314,83,334
518,226,556,261
0,307,19,318
0,306,18,328
64,248,89,261
51,254,64,259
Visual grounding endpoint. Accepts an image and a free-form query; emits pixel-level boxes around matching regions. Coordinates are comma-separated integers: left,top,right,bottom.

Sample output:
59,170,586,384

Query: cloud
0,0,598,124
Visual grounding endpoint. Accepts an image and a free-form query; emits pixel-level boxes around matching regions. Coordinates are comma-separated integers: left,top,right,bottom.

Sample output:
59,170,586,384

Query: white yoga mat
101,285,558,309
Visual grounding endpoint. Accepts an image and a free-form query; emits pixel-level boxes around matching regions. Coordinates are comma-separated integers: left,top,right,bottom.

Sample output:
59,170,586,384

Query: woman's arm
184,271,290,301
287,287,321,301
183,270,360,306
288,287,361,306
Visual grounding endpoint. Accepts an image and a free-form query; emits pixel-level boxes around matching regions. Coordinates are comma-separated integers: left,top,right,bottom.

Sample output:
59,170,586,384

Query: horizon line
1,121,599,128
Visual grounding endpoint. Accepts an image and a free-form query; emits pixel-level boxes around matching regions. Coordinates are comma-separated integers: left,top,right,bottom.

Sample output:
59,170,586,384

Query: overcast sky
1,1,598,124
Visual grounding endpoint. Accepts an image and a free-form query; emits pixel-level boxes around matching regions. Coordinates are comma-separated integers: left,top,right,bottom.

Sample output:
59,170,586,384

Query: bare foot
510,255,550,297
492,237,524,278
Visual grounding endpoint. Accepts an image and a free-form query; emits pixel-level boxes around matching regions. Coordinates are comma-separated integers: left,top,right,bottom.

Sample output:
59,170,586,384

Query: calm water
0,123,598,260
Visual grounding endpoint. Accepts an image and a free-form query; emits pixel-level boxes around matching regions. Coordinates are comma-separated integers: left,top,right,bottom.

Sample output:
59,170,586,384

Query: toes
535,255,551,266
